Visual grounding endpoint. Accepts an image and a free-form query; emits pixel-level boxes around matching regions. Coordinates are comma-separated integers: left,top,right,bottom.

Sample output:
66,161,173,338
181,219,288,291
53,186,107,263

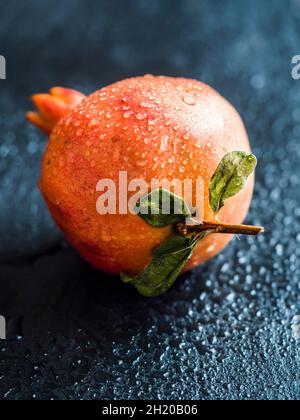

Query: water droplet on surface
276,244,283,256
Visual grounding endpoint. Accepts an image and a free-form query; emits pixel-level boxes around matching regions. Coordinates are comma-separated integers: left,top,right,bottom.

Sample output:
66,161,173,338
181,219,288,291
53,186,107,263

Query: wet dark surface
1,0,300,400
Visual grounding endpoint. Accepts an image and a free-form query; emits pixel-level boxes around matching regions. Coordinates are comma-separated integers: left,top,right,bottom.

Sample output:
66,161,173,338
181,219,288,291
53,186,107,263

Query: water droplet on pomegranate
182,94,196,106
137,160,147,167
89,119,99,127
136,113,147,120
140,102,152,108
207,244,216,253
159,135,169,153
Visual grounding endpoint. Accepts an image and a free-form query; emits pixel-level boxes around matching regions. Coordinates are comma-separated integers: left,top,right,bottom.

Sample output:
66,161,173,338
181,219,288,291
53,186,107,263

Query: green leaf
152,235,194,258
209,151,257,214
121,233,208,297
136,188,192,228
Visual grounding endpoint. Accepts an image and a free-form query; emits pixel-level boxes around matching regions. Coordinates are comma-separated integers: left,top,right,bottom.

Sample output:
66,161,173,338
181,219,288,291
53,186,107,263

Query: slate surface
1,0,300,400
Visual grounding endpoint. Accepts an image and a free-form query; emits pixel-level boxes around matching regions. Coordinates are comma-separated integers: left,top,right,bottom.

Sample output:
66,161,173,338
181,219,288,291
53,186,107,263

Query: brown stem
176,221,264,237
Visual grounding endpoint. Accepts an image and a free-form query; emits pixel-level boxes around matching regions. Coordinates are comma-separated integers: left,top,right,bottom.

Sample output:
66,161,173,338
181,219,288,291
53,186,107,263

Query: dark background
1,0,300,400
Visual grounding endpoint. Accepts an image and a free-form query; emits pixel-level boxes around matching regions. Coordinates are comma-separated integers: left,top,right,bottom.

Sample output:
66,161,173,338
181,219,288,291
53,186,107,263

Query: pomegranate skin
38,76,254,275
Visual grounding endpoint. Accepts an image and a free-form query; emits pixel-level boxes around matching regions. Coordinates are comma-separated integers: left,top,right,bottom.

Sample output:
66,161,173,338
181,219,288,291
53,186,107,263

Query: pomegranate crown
27,87,85,134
